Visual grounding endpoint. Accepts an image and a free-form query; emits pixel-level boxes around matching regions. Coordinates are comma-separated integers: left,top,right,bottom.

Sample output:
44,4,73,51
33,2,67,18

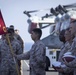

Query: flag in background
0,10,7,35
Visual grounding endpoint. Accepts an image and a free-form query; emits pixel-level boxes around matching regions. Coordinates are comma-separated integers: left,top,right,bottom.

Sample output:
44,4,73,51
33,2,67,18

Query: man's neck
34,39,40,43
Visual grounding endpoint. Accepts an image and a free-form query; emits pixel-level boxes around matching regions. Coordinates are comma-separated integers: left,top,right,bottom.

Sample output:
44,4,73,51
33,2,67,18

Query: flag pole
6,34,20,75
0,10,20,75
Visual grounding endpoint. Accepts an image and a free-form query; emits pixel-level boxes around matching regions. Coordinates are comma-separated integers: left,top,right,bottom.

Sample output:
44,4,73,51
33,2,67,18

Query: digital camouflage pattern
17,40,46,75
58,42,73,75
0,38,23,75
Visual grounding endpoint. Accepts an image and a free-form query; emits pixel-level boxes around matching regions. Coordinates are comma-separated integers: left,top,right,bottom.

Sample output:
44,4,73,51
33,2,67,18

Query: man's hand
63,58,69,67
56,68,64,73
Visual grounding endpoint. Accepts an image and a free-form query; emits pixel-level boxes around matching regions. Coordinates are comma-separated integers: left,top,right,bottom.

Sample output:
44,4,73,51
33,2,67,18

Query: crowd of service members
55,20,76,75
0,17,76,75
0,26,46,75
0,25,24,75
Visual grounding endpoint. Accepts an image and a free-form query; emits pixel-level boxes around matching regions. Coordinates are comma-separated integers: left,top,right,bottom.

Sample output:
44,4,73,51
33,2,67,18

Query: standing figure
9,25,24,75
16,28,46,75
0,28,23,75
64,20,76,75
9,25,24,50
56,29,73,75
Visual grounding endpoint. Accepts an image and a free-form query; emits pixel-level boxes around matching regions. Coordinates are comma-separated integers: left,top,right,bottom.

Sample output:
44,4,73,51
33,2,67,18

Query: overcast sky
0,0,76,43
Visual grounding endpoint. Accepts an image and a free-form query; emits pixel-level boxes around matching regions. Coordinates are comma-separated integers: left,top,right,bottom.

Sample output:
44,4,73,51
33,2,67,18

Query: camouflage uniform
17,40,46,75
0,39,23,75
14,33,24,50
14,33,24,75
65,37,76,75
14,38,24,75
58,42,73,75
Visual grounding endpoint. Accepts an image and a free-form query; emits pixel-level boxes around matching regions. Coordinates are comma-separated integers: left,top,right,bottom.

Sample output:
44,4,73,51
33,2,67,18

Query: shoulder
37,40,45,45
72,37,76,46
12,39,20,45
61,43,65,49
36,40,46,49
65,42,70,47
14,33,21,38
73,37,76,42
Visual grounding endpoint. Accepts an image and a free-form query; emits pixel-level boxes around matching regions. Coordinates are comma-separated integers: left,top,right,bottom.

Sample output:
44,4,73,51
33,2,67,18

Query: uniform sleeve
62,65,73,73
17,51,30,60
17,34,24,45
15,34,24,50
66,58,76,68
35,44,46,64
16,43,23,55
17,35,24,50
67,40,76,68
58,48,64,62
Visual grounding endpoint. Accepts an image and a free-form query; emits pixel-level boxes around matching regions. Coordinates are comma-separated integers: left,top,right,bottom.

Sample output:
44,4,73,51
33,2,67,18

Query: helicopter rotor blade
63,3,76,8
23,8,50,14
40,24,51,29
42,13,53,19
39,23,55,29
23,11,31,17
23,3,76,14
26,10,39,13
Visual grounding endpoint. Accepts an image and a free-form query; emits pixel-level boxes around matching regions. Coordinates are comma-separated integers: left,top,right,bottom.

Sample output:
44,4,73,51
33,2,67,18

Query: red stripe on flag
0,10,7,35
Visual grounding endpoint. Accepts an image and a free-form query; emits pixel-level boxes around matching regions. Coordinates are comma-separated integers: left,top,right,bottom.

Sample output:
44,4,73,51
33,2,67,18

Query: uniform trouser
30,67,45,75
59,72,73,75
0,70,19,75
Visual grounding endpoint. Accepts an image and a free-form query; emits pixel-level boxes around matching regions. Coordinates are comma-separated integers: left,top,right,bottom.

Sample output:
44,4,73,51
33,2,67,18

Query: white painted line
24,60,29,68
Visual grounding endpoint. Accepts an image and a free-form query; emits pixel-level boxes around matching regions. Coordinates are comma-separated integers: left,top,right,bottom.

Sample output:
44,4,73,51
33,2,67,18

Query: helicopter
23,3,76,70
23,3,76,32
23,3,76,49
23,8,55,34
